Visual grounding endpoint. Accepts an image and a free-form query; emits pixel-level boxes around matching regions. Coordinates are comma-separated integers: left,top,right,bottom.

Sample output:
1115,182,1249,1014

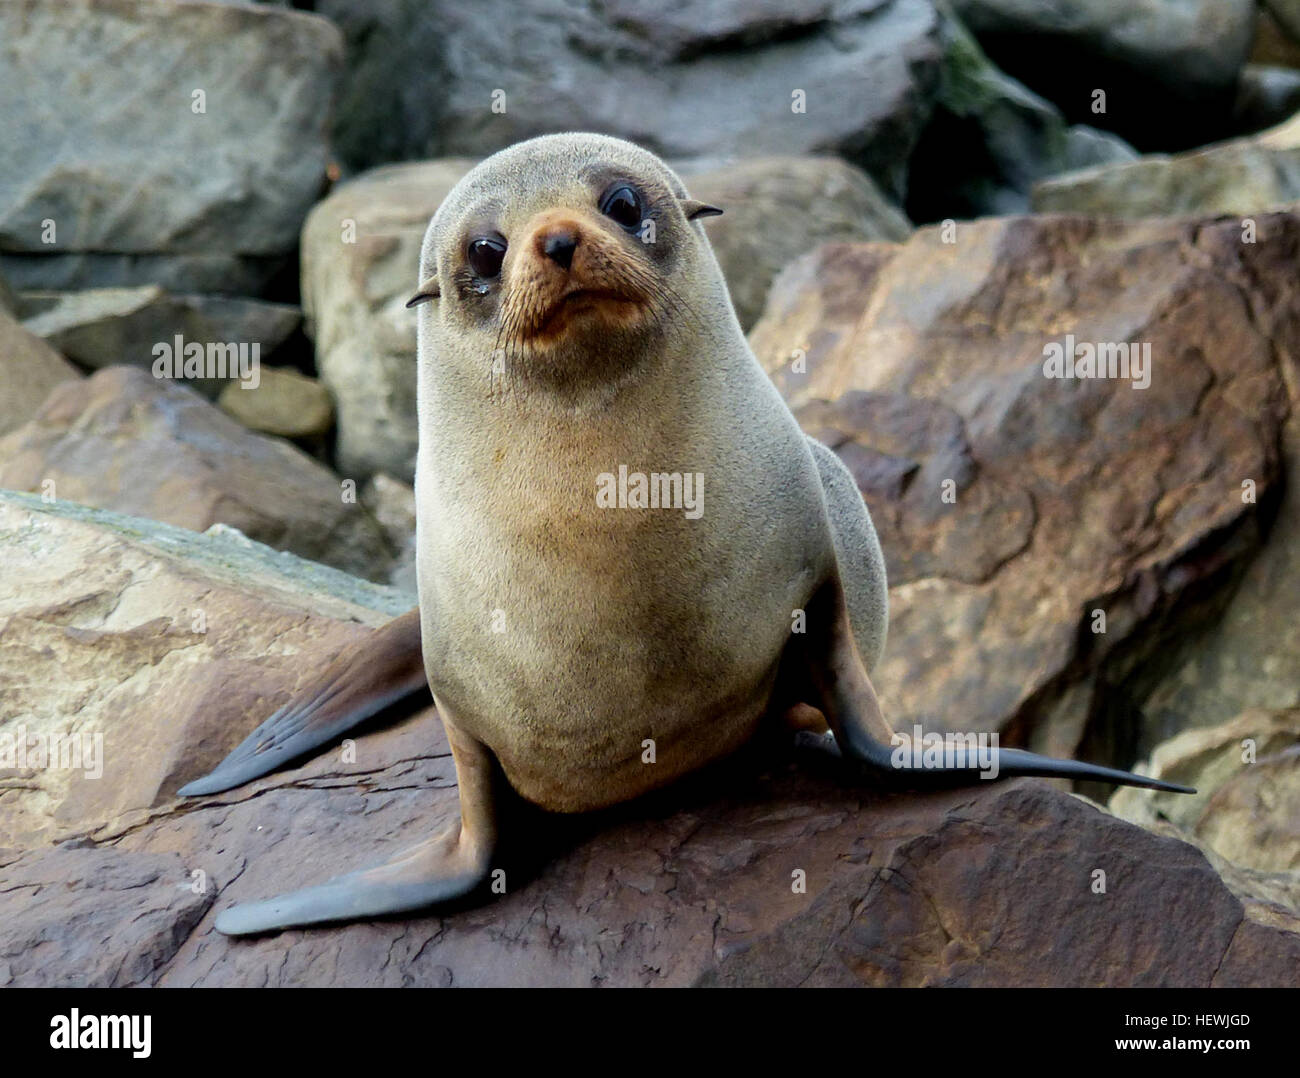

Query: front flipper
180,608,427,796
215,718,498,936
803,578,1195,795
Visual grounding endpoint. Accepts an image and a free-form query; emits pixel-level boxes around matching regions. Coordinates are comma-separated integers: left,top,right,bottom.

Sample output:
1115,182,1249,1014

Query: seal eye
467,236,507,278
600,184,643,229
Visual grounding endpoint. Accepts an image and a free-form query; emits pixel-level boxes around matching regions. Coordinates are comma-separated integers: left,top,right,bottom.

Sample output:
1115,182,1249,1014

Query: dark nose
541,230,578,270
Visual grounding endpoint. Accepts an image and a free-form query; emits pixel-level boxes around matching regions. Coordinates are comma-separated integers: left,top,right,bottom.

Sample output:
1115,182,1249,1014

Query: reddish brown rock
750,212,1297,770
1,494,1297,987
0,365,393,580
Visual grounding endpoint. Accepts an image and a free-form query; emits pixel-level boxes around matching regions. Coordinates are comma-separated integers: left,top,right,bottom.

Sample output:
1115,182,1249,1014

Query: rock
1033,112,1300,217
315,0,943,199
1265,0,1300,47
2,469,1297,987
303,155,906,481
0,250,287,296
1235,65,1300,134
0,367,392,581
0,0,342,293
0,305,79,438
17,287,301,395
1136,407,1300,742
0,490,411,850
950,0,1257,149
0,268,16,314
302,160,476,482
675,157,912,329
0,846,213,988
1255,7,1300,68
907,8,1136,219
361,473,418,596
217,367,333,441
1111,709,1300,876
749,211,1296,771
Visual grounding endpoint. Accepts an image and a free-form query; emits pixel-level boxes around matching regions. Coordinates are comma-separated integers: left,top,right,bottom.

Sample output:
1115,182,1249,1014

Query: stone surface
1033,112,1300,218
361,473,418,596
2,427,1297,987
0,366,392,580
749,211,1296,769
950,0,1257,149
315,0,943,200
1265,0,1300,47
0,846,214,988
302,155,909,481
0,491,412,850
218,366,333,440
17,287,301,395
0,0,342,292
678,157,911,329
301,160,475,482
1235,65,1300,135
0,305,79,438
907,8,1136,219
1111,709,1300,875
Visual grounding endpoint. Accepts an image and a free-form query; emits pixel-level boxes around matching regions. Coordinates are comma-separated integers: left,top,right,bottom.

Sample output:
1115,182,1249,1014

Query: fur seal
181,133,1193,936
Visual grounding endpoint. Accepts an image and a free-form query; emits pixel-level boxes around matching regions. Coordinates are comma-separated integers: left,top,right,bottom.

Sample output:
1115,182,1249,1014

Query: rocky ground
2,0,1300,986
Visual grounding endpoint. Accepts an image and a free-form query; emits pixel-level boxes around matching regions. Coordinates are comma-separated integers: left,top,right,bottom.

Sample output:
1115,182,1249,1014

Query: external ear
681,199,723,221
405,275,441,307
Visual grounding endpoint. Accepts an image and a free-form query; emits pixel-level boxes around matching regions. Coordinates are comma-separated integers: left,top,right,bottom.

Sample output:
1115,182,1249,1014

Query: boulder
217,366,334,442
301,160,475,482
749,210,1296,772
676,157,912,328
1234,65,1300,135
1111,709,1300,876
1033,112,1300,218
949,0,1256,149
0,305,79,438
314,0,943,199
0,491,412,851
907,7,1136,220
1264,0,1300,47
17,287,301,395
302,156,909,481
0,367,392,580
0,0,342,293
1,492,1296,985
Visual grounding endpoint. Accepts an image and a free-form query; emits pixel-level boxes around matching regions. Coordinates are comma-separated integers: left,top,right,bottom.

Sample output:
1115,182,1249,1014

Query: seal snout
540,226,579,270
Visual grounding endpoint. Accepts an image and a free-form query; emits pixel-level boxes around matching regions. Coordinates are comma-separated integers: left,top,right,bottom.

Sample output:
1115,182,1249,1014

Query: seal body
412,134,872,812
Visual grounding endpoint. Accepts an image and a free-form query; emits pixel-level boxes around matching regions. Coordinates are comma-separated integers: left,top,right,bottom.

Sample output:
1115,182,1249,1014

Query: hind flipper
215,717,497,935
803,577,1195,795
180,608,427,796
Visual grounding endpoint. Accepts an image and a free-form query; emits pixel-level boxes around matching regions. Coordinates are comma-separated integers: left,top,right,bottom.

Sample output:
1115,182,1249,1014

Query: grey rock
907,9,1137,218
950,0,1257,148
0,0,342,291
1235,64,1300,135
17,287,300,396
1033,112,1300,217
316,0,943,200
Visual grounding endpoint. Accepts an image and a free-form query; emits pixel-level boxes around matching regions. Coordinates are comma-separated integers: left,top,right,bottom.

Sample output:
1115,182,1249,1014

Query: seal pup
182,133,1192,936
